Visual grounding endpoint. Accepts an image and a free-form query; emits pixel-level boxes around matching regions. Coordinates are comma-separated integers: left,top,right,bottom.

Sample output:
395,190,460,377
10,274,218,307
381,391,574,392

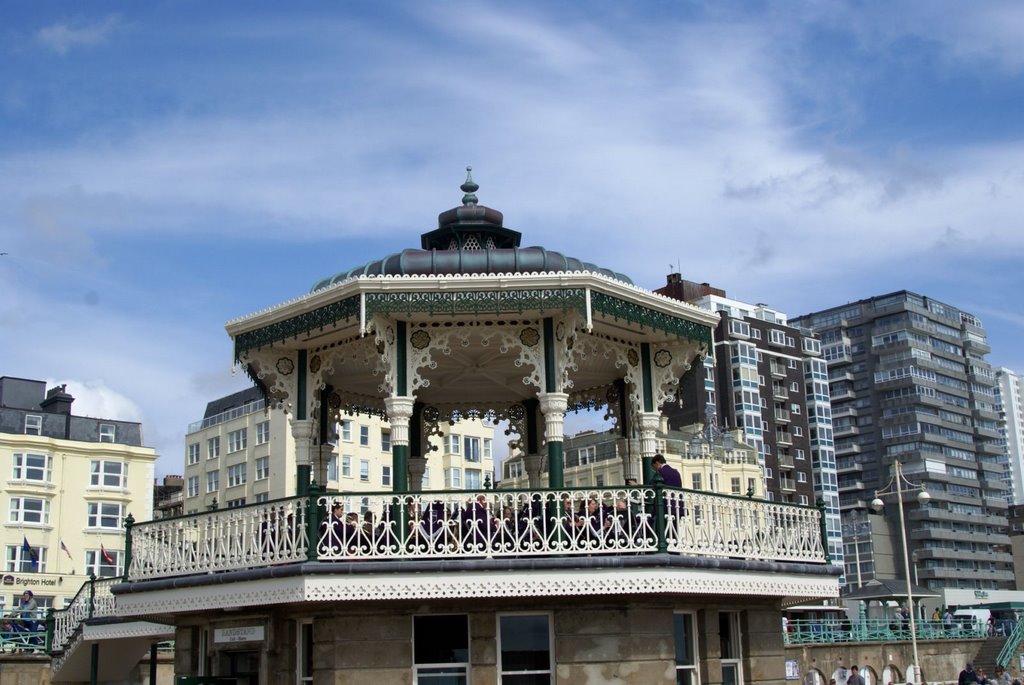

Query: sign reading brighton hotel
2,573,63,588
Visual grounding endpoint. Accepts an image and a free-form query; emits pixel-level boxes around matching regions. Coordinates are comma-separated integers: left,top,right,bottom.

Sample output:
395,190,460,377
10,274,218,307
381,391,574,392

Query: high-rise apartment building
656,275,844,571
792,291,1012,590
183,387,497,513
996,368,1024,504
0,376,157,610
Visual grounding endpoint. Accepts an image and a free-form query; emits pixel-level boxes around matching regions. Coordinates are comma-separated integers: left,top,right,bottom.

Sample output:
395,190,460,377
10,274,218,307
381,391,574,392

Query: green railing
996,620,1023,668
784,618,987,645
1,609,46,653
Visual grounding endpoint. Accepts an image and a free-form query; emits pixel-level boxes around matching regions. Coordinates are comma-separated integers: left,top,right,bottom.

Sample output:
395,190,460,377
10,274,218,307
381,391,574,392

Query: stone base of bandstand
172,597,792,685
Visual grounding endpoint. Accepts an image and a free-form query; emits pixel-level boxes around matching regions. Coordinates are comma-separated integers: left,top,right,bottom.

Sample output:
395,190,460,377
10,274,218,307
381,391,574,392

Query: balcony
778,453,795,468
775,409,791,423
770,363,787,379
776,431,793,446
780,477,797,492
773,386,789,400
126,487,830,582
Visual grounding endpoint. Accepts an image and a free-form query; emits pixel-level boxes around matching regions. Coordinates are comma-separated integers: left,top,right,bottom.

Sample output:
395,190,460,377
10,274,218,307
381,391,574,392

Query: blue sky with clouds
2,1,1022,476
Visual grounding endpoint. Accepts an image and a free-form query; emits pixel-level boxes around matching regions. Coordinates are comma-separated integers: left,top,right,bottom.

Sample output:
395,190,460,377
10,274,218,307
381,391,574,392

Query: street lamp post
871,459,930,685
689,402,736,493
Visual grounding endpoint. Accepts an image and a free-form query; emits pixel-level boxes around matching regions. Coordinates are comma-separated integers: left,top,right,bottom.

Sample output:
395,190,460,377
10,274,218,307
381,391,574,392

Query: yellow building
0,377,157,612
183,387,495,513
502,423,764,498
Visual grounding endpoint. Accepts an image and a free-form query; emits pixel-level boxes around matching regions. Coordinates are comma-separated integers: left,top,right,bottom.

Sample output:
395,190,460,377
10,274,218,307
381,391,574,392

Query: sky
1,1,1022,478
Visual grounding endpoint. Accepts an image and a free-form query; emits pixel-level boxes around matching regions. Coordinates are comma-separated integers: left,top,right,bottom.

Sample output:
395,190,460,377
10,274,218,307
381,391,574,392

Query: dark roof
204,386,264,419
310,169,632,292
840,578,939,601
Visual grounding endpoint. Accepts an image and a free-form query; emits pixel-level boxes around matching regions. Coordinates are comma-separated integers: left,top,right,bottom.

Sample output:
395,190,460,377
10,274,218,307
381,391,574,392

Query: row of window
21,415,118,441
9,498,127,528
297,611,708,685
8,455,127,487
189,422,271,464
7,544,121,576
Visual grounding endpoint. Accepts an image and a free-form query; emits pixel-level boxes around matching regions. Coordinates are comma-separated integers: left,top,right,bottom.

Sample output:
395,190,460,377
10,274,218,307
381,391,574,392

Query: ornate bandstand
50,171,840,685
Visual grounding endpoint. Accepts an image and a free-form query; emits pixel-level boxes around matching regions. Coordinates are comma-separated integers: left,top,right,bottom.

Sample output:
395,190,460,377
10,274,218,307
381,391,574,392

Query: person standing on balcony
652,454,681,487
848,665,865,685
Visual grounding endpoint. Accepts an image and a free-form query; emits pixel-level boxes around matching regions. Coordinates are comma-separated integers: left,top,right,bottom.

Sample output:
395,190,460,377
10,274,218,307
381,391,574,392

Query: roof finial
461,165,479,206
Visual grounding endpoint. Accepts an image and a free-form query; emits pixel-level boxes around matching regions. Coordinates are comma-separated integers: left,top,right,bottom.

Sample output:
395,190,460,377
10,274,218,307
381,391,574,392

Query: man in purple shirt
652,454,681,488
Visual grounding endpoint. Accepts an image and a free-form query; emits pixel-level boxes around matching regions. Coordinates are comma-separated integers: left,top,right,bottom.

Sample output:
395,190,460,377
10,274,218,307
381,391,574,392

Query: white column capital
637,411,661,459
290,418,315,466
523,454,544,489
538,392,569,443
384,396,415,447
408,457,427,492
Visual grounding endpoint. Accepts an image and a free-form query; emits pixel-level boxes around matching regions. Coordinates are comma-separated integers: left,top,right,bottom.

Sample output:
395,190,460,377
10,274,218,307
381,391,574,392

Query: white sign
214,625,265,644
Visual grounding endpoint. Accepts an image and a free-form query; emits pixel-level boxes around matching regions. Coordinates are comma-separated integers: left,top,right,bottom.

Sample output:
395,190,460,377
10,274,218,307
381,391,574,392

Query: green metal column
90,642,99,685
393,322,409,494
542,319,564,489
640,343,656,485
296,350,310,496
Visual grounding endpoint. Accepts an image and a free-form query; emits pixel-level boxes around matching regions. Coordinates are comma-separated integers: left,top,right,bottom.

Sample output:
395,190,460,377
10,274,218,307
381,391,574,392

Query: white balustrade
128,486,826,579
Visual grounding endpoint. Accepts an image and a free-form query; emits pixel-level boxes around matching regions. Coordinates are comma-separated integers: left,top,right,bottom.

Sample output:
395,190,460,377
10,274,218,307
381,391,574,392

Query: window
342,456,352,478
227,463,247,487
449,434,461,454
226,498,246,508
256,421,270,445
298,619,313,685
499,614,552,684
187,476,199,498
228,428,247,453
87,502,124,529
359,460,369,482
10,497,49,525
256,456,270,480
99,424,116,442
793,426,803,437
327,455,339,481
12,453,51,482
85,548,120,577
465,469,481,490
719,611,743,685
381,430,391,452
90,460,127,488
796,472,807,483
414,615,469,683
674,612,700,685
798,495,809,505
464,437,481,462
578,446,596,465
24,415,42,435
692,474,702,490
446,468,463,489
188,443,200,465
764,467,773,479
382,465,392,487
207,436,220,459
254,492,269,503
340,420,352,442
7,544,46,573
359,425,370,447
207,470,219,493
731,477,741,495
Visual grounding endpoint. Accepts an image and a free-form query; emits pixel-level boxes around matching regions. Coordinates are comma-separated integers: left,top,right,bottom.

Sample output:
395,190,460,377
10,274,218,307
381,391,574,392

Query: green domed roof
310,168,632,292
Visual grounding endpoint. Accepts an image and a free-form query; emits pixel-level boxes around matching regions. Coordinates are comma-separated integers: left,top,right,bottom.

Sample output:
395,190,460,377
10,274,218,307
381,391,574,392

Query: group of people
960,662,1018,685
1,590,44,652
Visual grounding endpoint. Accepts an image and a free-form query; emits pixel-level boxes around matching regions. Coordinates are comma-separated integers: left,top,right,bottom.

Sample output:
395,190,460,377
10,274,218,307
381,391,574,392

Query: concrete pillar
290,418,315,495
539,392,569,489
384,396,415,493
638,411,661,485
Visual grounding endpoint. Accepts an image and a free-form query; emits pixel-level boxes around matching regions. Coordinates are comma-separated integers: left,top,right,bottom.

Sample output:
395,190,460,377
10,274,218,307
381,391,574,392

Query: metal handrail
996,619,1023,668
783,618,987,645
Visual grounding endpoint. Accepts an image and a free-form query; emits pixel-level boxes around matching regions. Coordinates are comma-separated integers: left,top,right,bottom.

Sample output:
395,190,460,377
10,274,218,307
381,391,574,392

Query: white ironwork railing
51,576,120,654
128,487,826,580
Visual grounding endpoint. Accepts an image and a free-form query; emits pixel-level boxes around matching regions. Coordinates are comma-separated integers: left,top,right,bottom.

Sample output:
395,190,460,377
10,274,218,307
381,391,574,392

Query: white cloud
52,379,142,422
35,14,123,55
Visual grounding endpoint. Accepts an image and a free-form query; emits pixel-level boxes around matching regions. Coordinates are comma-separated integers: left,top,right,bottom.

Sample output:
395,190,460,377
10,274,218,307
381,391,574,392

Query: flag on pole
100,544,114,564
60,539,73,561
22,536,38,570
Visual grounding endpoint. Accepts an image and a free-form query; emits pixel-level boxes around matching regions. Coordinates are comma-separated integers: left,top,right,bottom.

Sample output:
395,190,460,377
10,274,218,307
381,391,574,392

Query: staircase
972,636,1007,673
